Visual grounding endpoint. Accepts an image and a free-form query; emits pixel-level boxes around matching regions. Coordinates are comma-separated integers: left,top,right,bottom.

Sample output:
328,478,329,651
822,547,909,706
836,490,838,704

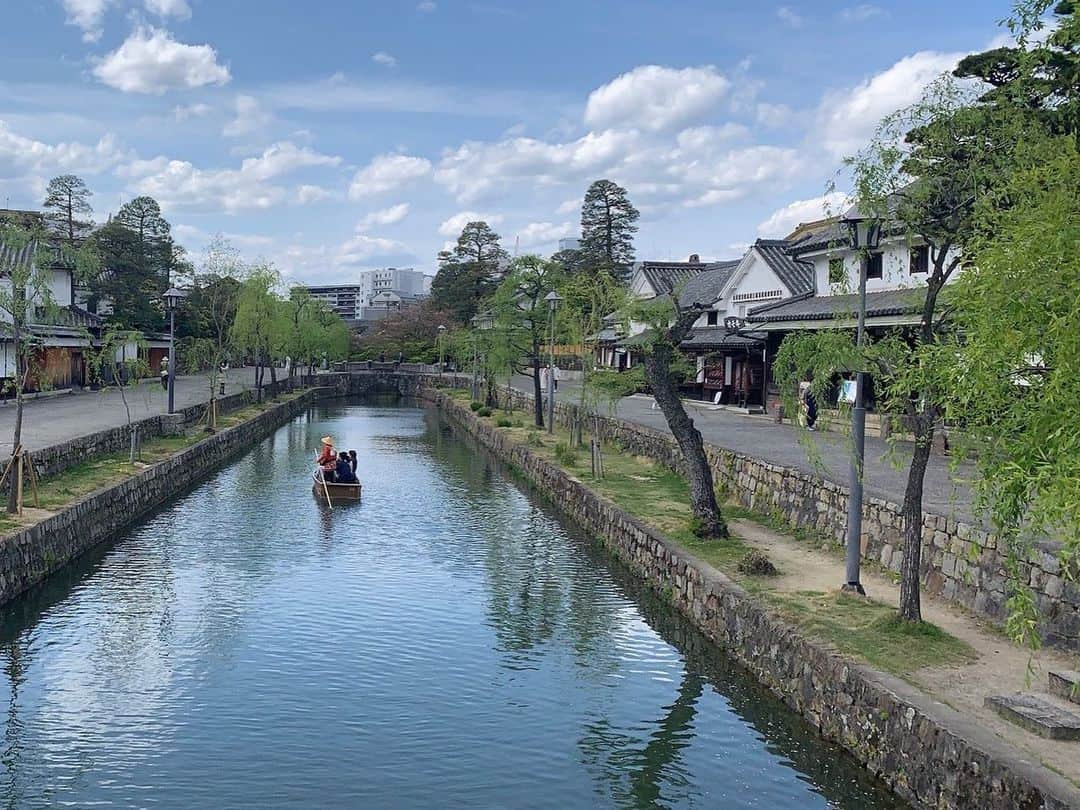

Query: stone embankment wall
432,390,1080,810
0,385,319,607
489,386,1078,652
28,377,298,479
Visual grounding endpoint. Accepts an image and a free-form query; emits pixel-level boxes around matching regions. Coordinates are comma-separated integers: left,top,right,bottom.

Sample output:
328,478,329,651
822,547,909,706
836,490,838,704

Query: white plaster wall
811,240,963,294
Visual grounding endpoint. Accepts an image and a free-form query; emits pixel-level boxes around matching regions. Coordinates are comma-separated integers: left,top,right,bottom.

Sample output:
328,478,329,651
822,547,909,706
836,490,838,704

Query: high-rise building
300,267,434,325
557,237,581,252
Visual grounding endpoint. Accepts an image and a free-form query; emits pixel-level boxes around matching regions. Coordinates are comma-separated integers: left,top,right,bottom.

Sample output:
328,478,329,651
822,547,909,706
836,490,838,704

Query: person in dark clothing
348,450,358,475
334,452,357,484
805,390,818,431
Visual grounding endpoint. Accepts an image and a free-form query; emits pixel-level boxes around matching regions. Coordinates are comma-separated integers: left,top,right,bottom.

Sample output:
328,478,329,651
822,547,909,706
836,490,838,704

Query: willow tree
230,265,280,400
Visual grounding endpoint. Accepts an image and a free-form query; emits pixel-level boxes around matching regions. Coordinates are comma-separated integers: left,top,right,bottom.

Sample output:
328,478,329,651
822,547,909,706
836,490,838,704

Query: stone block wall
491,386,1079,651
0,385,318,607
434,391,1079,810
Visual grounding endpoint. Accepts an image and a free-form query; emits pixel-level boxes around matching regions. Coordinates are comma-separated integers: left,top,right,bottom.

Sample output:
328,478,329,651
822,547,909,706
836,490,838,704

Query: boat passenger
335,452,358,484
348,450,358,475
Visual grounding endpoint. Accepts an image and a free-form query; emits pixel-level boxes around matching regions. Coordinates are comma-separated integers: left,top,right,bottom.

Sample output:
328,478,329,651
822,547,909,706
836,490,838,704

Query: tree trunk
531,356,544,428
899,410,934,622
643,345,728,539
7,322,24,515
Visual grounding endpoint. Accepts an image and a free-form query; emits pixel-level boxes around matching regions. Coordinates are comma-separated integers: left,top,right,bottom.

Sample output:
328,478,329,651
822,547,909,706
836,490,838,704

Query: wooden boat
312,470,362,501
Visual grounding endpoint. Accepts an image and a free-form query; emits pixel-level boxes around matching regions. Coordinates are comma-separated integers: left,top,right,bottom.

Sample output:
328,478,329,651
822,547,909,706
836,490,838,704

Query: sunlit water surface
0,399,904,808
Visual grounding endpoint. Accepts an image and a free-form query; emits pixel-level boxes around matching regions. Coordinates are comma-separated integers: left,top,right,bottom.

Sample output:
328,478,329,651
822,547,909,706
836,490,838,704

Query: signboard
839,379,857,404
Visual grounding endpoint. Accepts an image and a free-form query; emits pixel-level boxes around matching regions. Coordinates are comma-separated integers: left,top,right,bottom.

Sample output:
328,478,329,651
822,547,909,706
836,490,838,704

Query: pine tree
430,222,508,323
42,175,93,244
580,179,639,283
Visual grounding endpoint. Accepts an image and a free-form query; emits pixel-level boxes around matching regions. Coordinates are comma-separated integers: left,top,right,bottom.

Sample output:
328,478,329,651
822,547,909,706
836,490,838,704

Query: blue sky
0,0,1011,285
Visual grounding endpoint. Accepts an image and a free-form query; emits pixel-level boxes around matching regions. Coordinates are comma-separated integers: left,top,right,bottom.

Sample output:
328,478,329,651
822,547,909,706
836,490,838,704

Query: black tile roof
746,287,927,323
680,328,764,350
753,239,815,294
0,238,37,276
677,260,740,307
639,261,706,297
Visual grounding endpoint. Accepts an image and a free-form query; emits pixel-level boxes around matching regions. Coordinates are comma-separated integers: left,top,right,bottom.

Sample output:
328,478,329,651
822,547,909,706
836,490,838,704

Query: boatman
316,436,336,470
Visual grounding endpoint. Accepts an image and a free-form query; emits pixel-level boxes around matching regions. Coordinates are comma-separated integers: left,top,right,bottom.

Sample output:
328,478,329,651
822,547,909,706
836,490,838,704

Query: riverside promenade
0,368,260,454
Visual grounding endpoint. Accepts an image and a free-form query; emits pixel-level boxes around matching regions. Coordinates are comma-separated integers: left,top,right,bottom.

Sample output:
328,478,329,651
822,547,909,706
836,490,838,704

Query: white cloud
124,141,342,213
93,26,231,94
62,0,114,42
756,192,849,237
839,4,887,22
434,129,640,203
555,198,579,215
0,119,124,175
516,221,573,249
818,50,964,159
357,203,410,230
417,0,436,11
372,51,398,68
144,0,191,19
673,123,747,153
438,211,502,238
223,94,270,137
348,153,431,198
296,184,332,204
173,102,212,121
336,234,411,266
776,6,804,27
584,65,729,132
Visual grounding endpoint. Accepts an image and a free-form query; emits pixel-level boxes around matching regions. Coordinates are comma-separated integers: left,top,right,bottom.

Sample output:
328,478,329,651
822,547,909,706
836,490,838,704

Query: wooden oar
314,452,333,510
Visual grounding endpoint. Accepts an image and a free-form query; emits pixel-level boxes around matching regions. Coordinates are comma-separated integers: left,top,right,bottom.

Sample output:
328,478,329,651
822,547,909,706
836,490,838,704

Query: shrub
496,417,514,428
477,406,493,417
526,431,543,447
554,441,578,466
737,550,779,576
469,401,483,411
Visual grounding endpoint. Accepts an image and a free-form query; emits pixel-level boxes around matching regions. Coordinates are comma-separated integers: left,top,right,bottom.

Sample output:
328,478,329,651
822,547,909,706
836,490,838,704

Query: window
867,251,883,280
706,311,719,326
828,258,845,284
910,245,929,274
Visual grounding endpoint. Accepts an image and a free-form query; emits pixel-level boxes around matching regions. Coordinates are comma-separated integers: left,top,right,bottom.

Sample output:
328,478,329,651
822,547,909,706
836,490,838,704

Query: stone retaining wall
27,377,297,479
432,390,1079,810
0,385,320,607
490,386,1078,651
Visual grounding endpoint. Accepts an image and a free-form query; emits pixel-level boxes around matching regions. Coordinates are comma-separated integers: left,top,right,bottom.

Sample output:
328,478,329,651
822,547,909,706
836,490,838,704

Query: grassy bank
452,390,975,678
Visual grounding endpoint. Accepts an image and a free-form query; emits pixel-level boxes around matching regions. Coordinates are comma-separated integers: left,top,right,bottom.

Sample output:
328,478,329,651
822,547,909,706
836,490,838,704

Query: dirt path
731,517,1080,785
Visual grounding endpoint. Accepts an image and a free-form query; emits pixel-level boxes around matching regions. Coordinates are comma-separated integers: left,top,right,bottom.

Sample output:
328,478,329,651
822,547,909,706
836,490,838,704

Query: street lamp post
840,209,881,596
163,287,188,415
470,311,493,401
437,324,446,375
544,290,562,434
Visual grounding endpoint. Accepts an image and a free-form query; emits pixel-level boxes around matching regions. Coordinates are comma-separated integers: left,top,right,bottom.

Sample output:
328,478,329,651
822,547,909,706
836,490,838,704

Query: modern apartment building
302,267,432,324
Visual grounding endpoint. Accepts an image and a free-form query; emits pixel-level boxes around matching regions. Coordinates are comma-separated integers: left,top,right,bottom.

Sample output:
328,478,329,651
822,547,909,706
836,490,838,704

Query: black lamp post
470,311,493,400
163,286,187,415
839,208,881,595
544,290,562,434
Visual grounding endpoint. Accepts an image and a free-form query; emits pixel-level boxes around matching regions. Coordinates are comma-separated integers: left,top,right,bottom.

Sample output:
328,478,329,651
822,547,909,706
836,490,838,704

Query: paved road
511,374,977,522
0,367,261,454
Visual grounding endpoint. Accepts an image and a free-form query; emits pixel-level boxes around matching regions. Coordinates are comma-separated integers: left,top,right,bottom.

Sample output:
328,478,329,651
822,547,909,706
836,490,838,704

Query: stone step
985,693,1080,741
1049,670,1080,705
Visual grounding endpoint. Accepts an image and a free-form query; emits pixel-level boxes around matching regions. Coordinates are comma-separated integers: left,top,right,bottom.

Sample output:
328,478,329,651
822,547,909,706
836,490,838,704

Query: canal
0,399,903,808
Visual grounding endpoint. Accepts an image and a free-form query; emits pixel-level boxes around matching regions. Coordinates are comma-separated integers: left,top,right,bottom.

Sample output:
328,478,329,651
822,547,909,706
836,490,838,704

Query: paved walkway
511,374,978,523
0,368,261,454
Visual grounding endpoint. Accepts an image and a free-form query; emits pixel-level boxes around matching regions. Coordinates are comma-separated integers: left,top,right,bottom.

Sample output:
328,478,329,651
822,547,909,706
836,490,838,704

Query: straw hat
320,436,334,446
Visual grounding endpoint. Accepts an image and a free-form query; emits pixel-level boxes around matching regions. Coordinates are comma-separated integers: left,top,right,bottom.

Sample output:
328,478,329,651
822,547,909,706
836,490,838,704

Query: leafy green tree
230,265,281,399
430,221,508,323
489,255,563,427
89,328,149,462
942,134,1080,648
354,300,456,363
580,179,639,282
42,175,93,245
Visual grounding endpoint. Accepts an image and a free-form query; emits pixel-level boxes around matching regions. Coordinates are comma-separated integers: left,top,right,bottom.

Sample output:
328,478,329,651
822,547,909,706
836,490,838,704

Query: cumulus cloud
93,26,231,94
756,102,793,128
516,221,573,249
124,141,341,213
818,50,963,159
756,192,849,237
584,65,729,132
296,184,332,204
62,0,114,42
438,211,502,238
776,6,804,27
555,198,579,215
173,102,212,121
223,94,270,137
357,203,410,230
337,234,411,266
144,0,191,19
372,51,397,68
0,119,124,176
348,153,431,198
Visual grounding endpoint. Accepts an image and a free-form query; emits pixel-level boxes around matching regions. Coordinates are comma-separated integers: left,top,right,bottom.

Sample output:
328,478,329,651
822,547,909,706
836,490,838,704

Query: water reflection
0,398,903,808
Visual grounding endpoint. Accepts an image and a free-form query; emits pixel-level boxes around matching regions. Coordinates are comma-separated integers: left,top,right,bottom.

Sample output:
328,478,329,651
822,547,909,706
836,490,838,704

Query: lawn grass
476,406,976,678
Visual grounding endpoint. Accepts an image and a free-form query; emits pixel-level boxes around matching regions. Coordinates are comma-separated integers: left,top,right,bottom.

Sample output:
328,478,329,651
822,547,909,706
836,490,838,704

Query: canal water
0,399,903,809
